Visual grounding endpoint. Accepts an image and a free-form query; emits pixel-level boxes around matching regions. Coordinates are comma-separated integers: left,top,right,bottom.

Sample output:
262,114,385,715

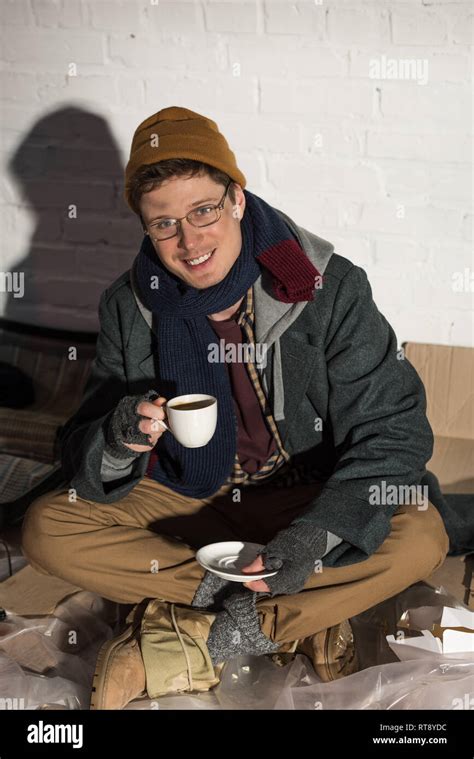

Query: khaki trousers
21,475,449,644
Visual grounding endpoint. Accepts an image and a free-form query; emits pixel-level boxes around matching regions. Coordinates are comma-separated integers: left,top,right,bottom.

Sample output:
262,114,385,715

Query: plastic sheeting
0,591,117,710
0,557,472,710
124,657,474,711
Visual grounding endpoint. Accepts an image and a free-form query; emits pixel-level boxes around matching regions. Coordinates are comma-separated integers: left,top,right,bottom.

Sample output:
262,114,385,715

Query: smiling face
139,173,246,289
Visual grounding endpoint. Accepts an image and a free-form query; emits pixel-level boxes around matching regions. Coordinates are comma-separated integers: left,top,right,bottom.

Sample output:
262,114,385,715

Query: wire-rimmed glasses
144,180,232,241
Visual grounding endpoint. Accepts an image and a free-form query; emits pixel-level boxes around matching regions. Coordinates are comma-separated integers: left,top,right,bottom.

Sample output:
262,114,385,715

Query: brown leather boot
90,602,147,710
90,600,226,709
270,619,359,682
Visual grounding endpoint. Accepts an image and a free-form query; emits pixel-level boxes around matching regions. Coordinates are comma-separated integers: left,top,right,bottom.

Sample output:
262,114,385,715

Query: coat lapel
278,332,320,442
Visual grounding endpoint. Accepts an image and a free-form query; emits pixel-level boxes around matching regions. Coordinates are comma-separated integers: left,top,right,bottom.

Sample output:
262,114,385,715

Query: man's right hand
105,390,169,458
123,396,168,453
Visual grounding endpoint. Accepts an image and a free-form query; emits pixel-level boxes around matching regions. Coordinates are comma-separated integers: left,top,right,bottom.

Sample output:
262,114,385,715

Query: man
21,106,450,709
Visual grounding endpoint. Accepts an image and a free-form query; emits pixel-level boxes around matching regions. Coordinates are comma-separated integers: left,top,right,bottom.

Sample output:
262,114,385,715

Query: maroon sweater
208,315,277,474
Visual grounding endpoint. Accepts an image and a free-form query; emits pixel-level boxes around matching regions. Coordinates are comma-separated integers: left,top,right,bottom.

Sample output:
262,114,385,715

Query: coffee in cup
169,399,215,411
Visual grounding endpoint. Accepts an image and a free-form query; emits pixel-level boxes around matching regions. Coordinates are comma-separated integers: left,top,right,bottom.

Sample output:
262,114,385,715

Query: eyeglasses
144,180,232,241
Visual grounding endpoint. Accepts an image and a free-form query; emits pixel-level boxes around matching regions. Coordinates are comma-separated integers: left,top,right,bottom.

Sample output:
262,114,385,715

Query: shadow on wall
4,105,142,331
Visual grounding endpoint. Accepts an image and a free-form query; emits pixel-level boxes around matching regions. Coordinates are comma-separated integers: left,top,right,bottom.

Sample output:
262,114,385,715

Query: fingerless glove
260,522,328,597
104,389,161,460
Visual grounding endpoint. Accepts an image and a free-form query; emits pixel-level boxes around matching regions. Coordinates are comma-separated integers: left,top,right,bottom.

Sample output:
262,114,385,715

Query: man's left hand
241,555,270,592
239,522,329,597
241,550,314,596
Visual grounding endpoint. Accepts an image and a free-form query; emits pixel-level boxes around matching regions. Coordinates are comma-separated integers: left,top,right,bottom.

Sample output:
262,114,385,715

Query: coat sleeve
58,289,151,503
292,264,434,562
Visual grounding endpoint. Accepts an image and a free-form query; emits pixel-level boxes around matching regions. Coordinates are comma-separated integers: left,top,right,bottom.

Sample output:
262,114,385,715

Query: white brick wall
0,0,472,345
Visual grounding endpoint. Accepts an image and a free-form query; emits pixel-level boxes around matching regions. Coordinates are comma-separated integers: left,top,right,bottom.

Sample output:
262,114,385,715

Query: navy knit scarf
133,189,319,498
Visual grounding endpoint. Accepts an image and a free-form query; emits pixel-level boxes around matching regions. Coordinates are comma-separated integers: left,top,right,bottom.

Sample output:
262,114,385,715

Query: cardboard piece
427,554,474,610
428,437,473,493
403,342,474,493
0,564,82,616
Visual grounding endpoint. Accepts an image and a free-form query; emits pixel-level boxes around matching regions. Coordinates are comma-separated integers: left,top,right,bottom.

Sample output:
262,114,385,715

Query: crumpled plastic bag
0,654,85,710
0,591,116,710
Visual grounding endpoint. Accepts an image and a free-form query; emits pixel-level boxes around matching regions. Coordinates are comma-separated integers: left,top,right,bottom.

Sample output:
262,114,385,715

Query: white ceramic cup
158,394,218,448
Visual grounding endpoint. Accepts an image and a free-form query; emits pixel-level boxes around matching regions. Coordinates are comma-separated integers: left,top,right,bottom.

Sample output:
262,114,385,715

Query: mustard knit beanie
124,106,247,215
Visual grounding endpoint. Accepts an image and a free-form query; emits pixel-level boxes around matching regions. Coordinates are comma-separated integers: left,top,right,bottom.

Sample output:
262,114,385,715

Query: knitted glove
104,389,162,460
258,522,328,597
206,589,280,665
191,570,237,612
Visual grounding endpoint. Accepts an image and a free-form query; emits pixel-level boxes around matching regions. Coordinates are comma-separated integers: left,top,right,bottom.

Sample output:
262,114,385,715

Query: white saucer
196,541,278,582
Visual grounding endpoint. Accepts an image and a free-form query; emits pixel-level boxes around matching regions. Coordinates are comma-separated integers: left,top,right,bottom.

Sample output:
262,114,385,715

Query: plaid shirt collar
236,286,254,327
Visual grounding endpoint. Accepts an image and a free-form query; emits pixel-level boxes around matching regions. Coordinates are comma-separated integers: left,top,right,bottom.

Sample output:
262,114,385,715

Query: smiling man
21,107,450,710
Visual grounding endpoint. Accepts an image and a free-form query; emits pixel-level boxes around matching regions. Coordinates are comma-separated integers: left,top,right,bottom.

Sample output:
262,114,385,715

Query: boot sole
296,620,359,682
322,621,359,681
